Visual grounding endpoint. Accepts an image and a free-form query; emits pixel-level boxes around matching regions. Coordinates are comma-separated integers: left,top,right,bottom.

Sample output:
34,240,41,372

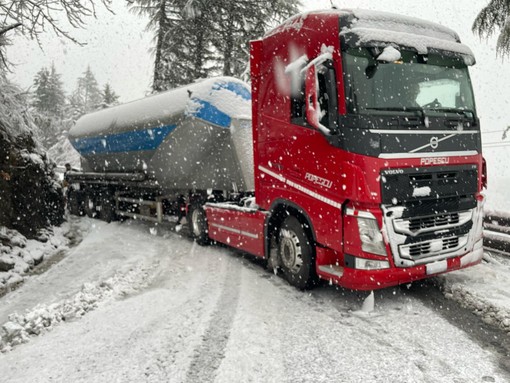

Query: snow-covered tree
129,0,300,91
72,66,102,114
0,73,64,235
473,0,510,57
209,0,299,78
101,83,120,108
31,64,67,147
0,1,112,43
0,1,111,70
129,0,212,90
33,64,66,117
0,72,39,138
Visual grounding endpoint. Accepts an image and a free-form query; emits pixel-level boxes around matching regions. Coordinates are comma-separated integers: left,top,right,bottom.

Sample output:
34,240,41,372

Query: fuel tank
68,77,254,192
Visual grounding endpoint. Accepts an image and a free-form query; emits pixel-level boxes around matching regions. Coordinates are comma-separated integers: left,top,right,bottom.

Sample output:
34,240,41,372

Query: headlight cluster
357,216,387,256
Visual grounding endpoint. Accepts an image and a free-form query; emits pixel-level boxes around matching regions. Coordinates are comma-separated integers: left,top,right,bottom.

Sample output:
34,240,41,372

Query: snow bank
439,252,510,335
0,260,158,352
0,223,73,292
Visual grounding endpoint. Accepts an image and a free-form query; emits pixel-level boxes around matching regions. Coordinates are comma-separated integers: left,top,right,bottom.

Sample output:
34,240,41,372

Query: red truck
67,9,486,290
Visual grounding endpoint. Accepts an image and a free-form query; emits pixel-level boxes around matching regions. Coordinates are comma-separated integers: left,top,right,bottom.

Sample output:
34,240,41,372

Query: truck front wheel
187,203,210,245
278,216,318,289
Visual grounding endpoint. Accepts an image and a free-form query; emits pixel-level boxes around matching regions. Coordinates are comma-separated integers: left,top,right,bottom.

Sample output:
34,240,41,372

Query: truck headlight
357,216,387,256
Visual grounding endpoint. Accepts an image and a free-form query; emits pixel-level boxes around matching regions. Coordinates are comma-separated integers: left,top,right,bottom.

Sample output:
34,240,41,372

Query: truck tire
68,190,83,216
278,216,318,289
187,203,210,245
99,195,116,223
84,194,97,218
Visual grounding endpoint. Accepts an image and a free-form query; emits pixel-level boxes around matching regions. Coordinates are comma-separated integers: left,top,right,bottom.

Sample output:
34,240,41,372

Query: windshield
343,48,476,116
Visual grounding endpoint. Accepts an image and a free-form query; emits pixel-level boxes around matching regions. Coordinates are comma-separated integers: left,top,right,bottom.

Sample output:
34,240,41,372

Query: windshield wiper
366,106,424,113
365,106,426,119
424,107,475,119
365,106,426,126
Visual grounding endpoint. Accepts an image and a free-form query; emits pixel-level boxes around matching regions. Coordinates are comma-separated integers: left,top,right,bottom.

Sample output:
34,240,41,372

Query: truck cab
240,9,484,290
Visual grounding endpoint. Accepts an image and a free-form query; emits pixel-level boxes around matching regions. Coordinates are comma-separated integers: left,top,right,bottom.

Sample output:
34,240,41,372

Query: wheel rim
192,209,202,237
280,228,303,274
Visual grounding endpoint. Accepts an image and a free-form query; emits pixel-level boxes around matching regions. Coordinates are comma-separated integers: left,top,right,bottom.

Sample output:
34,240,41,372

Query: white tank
68,77,254,192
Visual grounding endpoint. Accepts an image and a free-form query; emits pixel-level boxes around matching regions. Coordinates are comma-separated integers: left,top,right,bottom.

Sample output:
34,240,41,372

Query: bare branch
0,22,21,36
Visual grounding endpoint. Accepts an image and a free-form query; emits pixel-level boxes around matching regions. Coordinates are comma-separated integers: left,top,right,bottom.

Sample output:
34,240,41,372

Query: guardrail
484,212,510,256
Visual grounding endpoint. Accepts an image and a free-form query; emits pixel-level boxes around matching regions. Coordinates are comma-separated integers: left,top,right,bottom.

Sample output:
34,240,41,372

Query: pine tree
32,64,67,147
129,0,300,91
33,64,66,117
211,0,300,78
101,83,120,108
73,66,102,113
33,67,51,110
473,0,510,57
130,0,212,90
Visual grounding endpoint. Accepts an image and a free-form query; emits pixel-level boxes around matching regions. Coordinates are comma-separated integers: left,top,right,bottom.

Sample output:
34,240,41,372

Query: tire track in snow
185,259,241,383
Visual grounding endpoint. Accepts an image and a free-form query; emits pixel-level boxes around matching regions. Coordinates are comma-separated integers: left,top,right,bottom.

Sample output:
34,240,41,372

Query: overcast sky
6,0,509,208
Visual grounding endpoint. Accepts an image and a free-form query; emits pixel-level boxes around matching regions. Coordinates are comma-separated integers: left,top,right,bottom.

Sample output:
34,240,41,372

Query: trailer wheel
84,194,97,218
188,203,209,245
99,195,116,223
278,216,318,289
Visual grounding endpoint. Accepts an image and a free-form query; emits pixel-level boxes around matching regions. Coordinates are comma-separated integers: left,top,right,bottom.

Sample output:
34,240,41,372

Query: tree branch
0,22,21,36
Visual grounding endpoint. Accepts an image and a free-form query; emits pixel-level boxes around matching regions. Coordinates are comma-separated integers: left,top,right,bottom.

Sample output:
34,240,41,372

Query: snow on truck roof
69,77,251,138
266,9,475,64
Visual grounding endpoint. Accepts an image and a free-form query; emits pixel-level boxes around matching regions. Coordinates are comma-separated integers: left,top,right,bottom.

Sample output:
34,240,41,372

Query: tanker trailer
66,77,254,226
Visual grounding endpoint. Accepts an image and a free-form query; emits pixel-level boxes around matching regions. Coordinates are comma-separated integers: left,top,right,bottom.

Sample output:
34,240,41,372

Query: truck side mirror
304,65,320,129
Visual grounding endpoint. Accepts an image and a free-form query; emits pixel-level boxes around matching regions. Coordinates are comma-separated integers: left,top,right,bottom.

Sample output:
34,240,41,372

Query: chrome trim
399,234,469,260
392,210,473,236
379,151,478,159
369,130,479,135
382,203,482,267
210,223,259,239
409,134,457,153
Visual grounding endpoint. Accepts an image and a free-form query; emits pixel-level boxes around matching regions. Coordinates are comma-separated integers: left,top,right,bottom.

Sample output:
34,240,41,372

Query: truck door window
291,60,338,132
290,71,305,123
317,61,338,131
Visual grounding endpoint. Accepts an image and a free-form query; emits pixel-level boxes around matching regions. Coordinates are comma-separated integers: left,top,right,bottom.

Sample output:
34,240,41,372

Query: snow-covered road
0,218,508,382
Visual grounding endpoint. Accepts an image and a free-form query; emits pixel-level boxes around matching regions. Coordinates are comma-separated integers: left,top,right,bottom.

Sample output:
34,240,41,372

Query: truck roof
265,9,475,65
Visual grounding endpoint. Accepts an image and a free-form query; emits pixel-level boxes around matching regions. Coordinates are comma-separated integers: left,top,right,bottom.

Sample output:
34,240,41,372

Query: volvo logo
430,136,439,149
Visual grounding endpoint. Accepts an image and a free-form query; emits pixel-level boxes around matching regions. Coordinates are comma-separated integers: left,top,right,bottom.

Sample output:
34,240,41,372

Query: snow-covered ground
0,218,88,292
0,218,509,382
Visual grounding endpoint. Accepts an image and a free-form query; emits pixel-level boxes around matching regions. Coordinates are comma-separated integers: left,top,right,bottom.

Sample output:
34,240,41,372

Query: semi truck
66,9,486,290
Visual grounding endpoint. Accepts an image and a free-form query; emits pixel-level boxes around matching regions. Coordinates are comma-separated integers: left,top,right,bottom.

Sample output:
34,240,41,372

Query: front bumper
324,238,483,290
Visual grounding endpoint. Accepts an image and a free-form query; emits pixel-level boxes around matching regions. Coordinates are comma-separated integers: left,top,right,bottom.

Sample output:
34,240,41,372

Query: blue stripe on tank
70,124,176,155
212,82,251,100
191,99,232,128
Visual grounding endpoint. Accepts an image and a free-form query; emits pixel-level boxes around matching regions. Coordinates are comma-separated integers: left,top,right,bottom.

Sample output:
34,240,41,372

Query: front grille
409,212,459,231
393,211,472,235
400,235,467,260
